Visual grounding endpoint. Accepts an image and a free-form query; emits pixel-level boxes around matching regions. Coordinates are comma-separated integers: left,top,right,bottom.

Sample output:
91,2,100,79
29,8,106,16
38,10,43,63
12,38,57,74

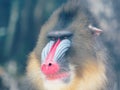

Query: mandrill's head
26,1,109,90
31,6,104,85
35,25,102,83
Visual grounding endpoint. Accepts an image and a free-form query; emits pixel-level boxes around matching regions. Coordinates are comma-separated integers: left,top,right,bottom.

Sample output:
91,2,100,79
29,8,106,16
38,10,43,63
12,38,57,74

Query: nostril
48,63,52,66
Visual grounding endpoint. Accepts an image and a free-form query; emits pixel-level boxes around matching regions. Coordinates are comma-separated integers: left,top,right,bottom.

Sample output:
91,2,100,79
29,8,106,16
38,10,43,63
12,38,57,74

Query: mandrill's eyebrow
47,30,73,39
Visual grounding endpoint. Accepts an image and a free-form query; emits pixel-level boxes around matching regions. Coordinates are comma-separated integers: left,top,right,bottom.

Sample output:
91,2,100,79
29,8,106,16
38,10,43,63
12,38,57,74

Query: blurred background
0,0,120,90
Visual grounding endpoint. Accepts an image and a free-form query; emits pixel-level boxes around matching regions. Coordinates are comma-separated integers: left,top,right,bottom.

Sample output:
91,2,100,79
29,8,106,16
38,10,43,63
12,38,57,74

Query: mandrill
26,0,117,90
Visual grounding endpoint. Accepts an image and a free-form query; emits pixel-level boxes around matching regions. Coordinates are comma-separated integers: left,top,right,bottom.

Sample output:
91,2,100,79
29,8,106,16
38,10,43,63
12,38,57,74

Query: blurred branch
0,27,6,37
4,0,19,57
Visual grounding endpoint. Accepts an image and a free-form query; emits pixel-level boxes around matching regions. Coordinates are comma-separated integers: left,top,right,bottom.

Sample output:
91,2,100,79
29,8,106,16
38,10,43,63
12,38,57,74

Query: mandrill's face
40,30,73,82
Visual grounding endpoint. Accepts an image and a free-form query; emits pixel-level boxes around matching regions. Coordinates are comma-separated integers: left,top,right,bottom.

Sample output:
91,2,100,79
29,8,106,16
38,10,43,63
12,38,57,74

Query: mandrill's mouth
45,72,70,80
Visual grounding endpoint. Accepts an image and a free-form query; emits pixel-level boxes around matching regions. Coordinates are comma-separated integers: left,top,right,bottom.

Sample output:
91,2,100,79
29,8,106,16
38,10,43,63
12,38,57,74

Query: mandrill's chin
44,72,70,81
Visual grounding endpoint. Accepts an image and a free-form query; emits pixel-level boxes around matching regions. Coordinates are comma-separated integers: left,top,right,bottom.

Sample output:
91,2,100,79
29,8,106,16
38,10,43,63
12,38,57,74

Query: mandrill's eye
47,30,73,40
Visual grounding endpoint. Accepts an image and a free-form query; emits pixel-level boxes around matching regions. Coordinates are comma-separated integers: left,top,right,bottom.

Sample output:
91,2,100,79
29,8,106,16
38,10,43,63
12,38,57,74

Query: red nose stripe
46,39,61,62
